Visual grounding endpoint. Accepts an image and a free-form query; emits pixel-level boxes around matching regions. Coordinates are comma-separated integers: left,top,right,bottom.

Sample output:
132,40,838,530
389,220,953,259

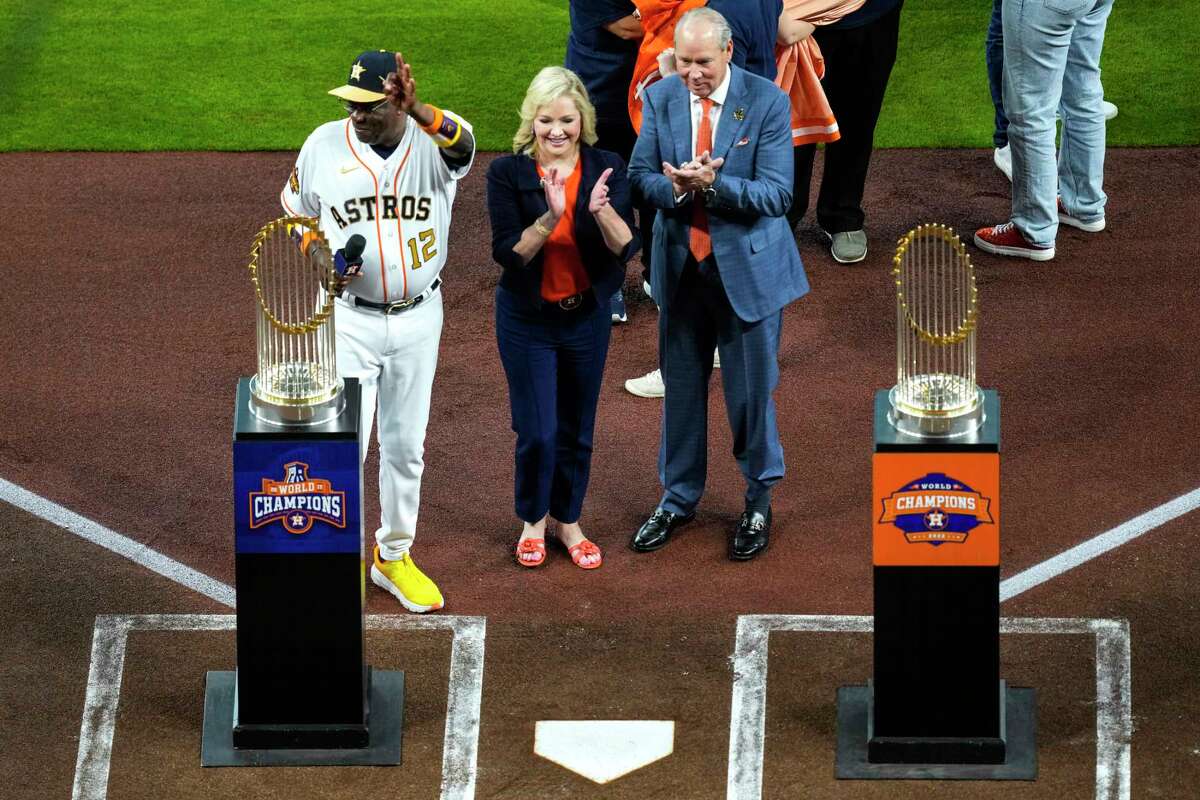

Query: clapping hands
663,151,725,196
541,167,567,219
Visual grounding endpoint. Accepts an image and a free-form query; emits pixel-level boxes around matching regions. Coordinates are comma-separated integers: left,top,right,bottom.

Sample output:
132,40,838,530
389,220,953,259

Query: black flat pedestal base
201,669,404,767
835,684,1037,780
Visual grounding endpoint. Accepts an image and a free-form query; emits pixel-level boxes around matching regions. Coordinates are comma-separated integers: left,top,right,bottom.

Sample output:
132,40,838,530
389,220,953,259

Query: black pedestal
201,668,405,766
835,683,1037,779
872,566,1001,754
201,378,402,767
837,389,1035,780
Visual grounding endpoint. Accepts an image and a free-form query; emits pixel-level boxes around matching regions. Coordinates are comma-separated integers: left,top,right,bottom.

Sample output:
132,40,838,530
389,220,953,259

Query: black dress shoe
730,507,771,561
631,507,695,552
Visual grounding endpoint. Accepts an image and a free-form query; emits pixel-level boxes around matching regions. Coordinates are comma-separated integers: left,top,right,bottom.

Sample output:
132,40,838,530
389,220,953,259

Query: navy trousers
495,286,612,524
657,260,784,516
987,0,1010,147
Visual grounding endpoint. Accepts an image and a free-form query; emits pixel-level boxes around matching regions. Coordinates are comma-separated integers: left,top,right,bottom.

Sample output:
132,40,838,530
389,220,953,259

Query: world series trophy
835,225,1037,780
246,218,344,426
201,217,403,767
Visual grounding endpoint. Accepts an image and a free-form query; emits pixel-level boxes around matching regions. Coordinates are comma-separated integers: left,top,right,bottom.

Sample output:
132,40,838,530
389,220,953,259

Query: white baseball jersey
281,112,474,303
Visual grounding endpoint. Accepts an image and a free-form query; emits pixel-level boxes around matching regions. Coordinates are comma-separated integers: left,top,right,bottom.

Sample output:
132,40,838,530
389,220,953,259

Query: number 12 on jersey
406,229,436,269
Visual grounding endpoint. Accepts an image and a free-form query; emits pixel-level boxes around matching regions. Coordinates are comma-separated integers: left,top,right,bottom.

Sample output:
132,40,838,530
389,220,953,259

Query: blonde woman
486,66,639,569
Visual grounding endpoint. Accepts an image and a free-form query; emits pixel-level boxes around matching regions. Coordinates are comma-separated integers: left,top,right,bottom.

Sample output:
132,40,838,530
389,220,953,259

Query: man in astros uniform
281,50,475,612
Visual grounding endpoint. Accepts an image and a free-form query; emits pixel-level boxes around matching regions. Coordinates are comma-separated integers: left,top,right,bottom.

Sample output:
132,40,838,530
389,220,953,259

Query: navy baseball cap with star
328,50,397,102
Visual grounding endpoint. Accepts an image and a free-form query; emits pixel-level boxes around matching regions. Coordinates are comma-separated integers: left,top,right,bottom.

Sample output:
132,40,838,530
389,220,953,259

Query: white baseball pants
334,289,443,560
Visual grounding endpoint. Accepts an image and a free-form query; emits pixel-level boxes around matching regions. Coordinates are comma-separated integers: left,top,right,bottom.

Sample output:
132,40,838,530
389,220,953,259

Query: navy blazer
486,146,640,303
629,65,809,323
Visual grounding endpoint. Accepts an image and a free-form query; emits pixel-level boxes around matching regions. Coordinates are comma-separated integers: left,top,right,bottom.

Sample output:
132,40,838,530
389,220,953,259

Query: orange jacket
627,0,706,133
774,0,866,145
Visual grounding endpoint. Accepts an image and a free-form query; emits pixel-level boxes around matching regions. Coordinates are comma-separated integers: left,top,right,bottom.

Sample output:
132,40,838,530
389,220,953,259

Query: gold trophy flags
247,216,344,426
888,224,984,438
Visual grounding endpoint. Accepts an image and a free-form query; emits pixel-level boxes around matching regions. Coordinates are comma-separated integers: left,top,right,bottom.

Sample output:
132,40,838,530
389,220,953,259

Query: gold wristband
534,218,554,237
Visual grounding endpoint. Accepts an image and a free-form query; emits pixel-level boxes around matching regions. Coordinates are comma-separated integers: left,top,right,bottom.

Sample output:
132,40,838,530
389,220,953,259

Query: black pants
596,115,655,283
787,2,904,233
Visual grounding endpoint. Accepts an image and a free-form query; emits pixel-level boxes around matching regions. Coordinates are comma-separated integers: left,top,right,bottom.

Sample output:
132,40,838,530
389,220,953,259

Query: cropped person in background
986,0,1117,181
706,0,784,81
565,0,644,323
975,0,1114,261
486,67,639,569
785,0,904,264
773,1,867,187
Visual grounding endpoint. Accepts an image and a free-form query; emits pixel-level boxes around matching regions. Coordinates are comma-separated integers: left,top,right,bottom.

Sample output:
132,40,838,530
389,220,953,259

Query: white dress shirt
688,66,732,161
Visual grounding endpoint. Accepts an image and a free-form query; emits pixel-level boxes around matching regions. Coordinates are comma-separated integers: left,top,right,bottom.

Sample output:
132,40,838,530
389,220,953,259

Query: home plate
534,720,675,784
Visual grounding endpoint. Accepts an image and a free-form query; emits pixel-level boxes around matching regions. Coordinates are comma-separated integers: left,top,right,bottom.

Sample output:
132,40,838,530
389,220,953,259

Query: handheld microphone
334,234,366,278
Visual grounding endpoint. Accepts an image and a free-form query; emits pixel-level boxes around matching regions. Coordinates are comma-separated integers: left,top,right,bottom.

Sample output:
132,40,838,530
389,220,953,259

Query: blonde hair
511,66,598,156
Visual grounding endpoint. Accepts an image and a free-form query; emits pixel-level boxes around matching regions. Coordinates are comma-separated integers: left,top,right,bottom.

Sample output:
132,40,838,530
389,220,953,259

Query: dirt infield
1,147,1198,799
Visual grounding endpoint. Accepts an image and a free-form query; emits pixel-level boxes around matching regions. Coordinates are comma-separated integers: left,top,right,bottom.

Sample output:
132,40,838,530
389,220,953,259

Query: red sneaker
1057,197,1106,232
973,222,1055,261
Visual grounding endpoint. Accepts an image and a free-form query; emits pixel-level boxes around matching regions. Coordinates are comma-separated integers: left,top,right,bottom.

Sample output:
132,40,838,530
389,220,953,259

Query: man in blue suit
627,6,809,561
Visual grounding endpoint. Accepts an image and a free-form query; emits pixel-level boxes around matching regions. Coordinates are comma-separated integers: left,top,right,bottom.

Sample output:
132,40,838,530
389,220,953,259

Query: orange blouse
536,160,591,302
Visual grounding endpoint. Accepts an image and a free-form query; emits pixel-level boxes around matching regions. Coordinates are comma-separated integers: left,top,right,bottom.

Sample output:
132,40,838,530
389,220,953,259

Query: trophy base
249,378,345,427
887,386,985,439
834,682,1037,780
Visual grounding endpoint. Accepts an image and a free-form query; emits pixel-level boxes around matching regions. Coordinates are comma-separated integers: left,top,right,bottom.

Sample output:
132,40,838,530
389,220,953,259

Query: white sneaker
712,349,721,369
993,144,1012,182
625,368,664,398
1057,197,1106,232
642,280,654,301
1055,101,1118,122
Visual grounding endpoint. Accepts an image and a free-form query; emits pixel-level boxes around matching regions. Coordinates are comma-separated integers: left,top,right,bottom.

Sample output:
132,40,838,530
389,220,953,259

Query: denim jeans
1003,0,1113,246
986,0,1008,148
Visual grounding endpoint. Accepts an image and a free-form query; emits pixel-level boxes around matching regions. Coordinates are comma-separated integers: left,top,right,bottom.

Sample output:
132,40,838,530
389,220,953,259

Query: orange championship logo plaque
873,452,999,566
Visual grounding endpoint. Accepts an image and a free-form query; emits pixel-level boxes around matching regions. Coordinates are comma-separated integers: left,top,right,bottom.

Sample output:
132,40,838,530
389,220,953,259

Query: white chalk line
0,478,235,607
0,476,1179,798
71,614,486,800
727,615,1132,800
1000,486,1200,601
5,475,1195,626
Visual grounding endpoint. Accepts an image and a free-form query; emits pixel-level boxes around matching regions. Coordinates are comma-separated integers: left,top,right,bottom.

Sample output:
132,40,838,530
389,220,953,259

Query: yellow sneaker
371,546,444,613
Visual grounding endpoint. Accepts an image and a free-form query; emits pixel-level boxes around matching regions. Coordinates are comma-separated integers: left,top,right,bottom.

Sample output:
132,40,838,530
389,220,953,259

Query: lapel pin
733,107,746,121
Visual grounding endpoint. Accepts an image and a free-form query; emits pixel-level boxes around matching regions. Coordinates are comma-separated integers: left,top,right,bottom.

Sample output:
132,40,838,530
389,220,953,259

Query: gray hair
675,7,733,50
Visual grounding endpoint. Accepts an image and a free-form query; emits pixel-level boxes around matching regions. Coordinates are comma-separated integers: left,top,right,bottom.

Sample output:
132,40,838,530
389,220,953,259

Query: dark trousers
495,286,612,524
658,258,783,516
596,115,655,284
787,2,904,233
986,0,1009,147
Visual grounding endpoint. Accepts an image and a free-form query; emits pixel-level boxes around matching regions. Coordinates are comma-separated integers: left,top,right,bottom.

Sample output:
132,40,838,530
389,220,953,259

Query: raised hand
588,167,614,214
542,167,567,219
383,51,418,114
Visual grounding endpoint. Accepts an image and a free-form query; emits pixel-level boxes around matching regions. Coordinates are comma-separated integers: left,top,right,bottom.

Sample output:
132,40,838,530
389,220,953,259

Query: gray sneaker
825,229,868,264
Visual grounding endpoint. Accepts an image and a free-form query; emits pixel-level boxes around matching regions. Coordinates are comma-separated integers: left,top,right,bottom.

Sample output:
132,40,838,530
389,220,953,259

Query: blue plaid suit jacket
629,64,809,323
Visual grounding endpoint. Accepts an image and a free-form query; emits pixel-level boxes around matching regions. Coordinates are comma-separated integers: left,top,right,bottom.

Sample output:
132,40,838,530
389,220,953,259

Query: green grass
0,0,1194,152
